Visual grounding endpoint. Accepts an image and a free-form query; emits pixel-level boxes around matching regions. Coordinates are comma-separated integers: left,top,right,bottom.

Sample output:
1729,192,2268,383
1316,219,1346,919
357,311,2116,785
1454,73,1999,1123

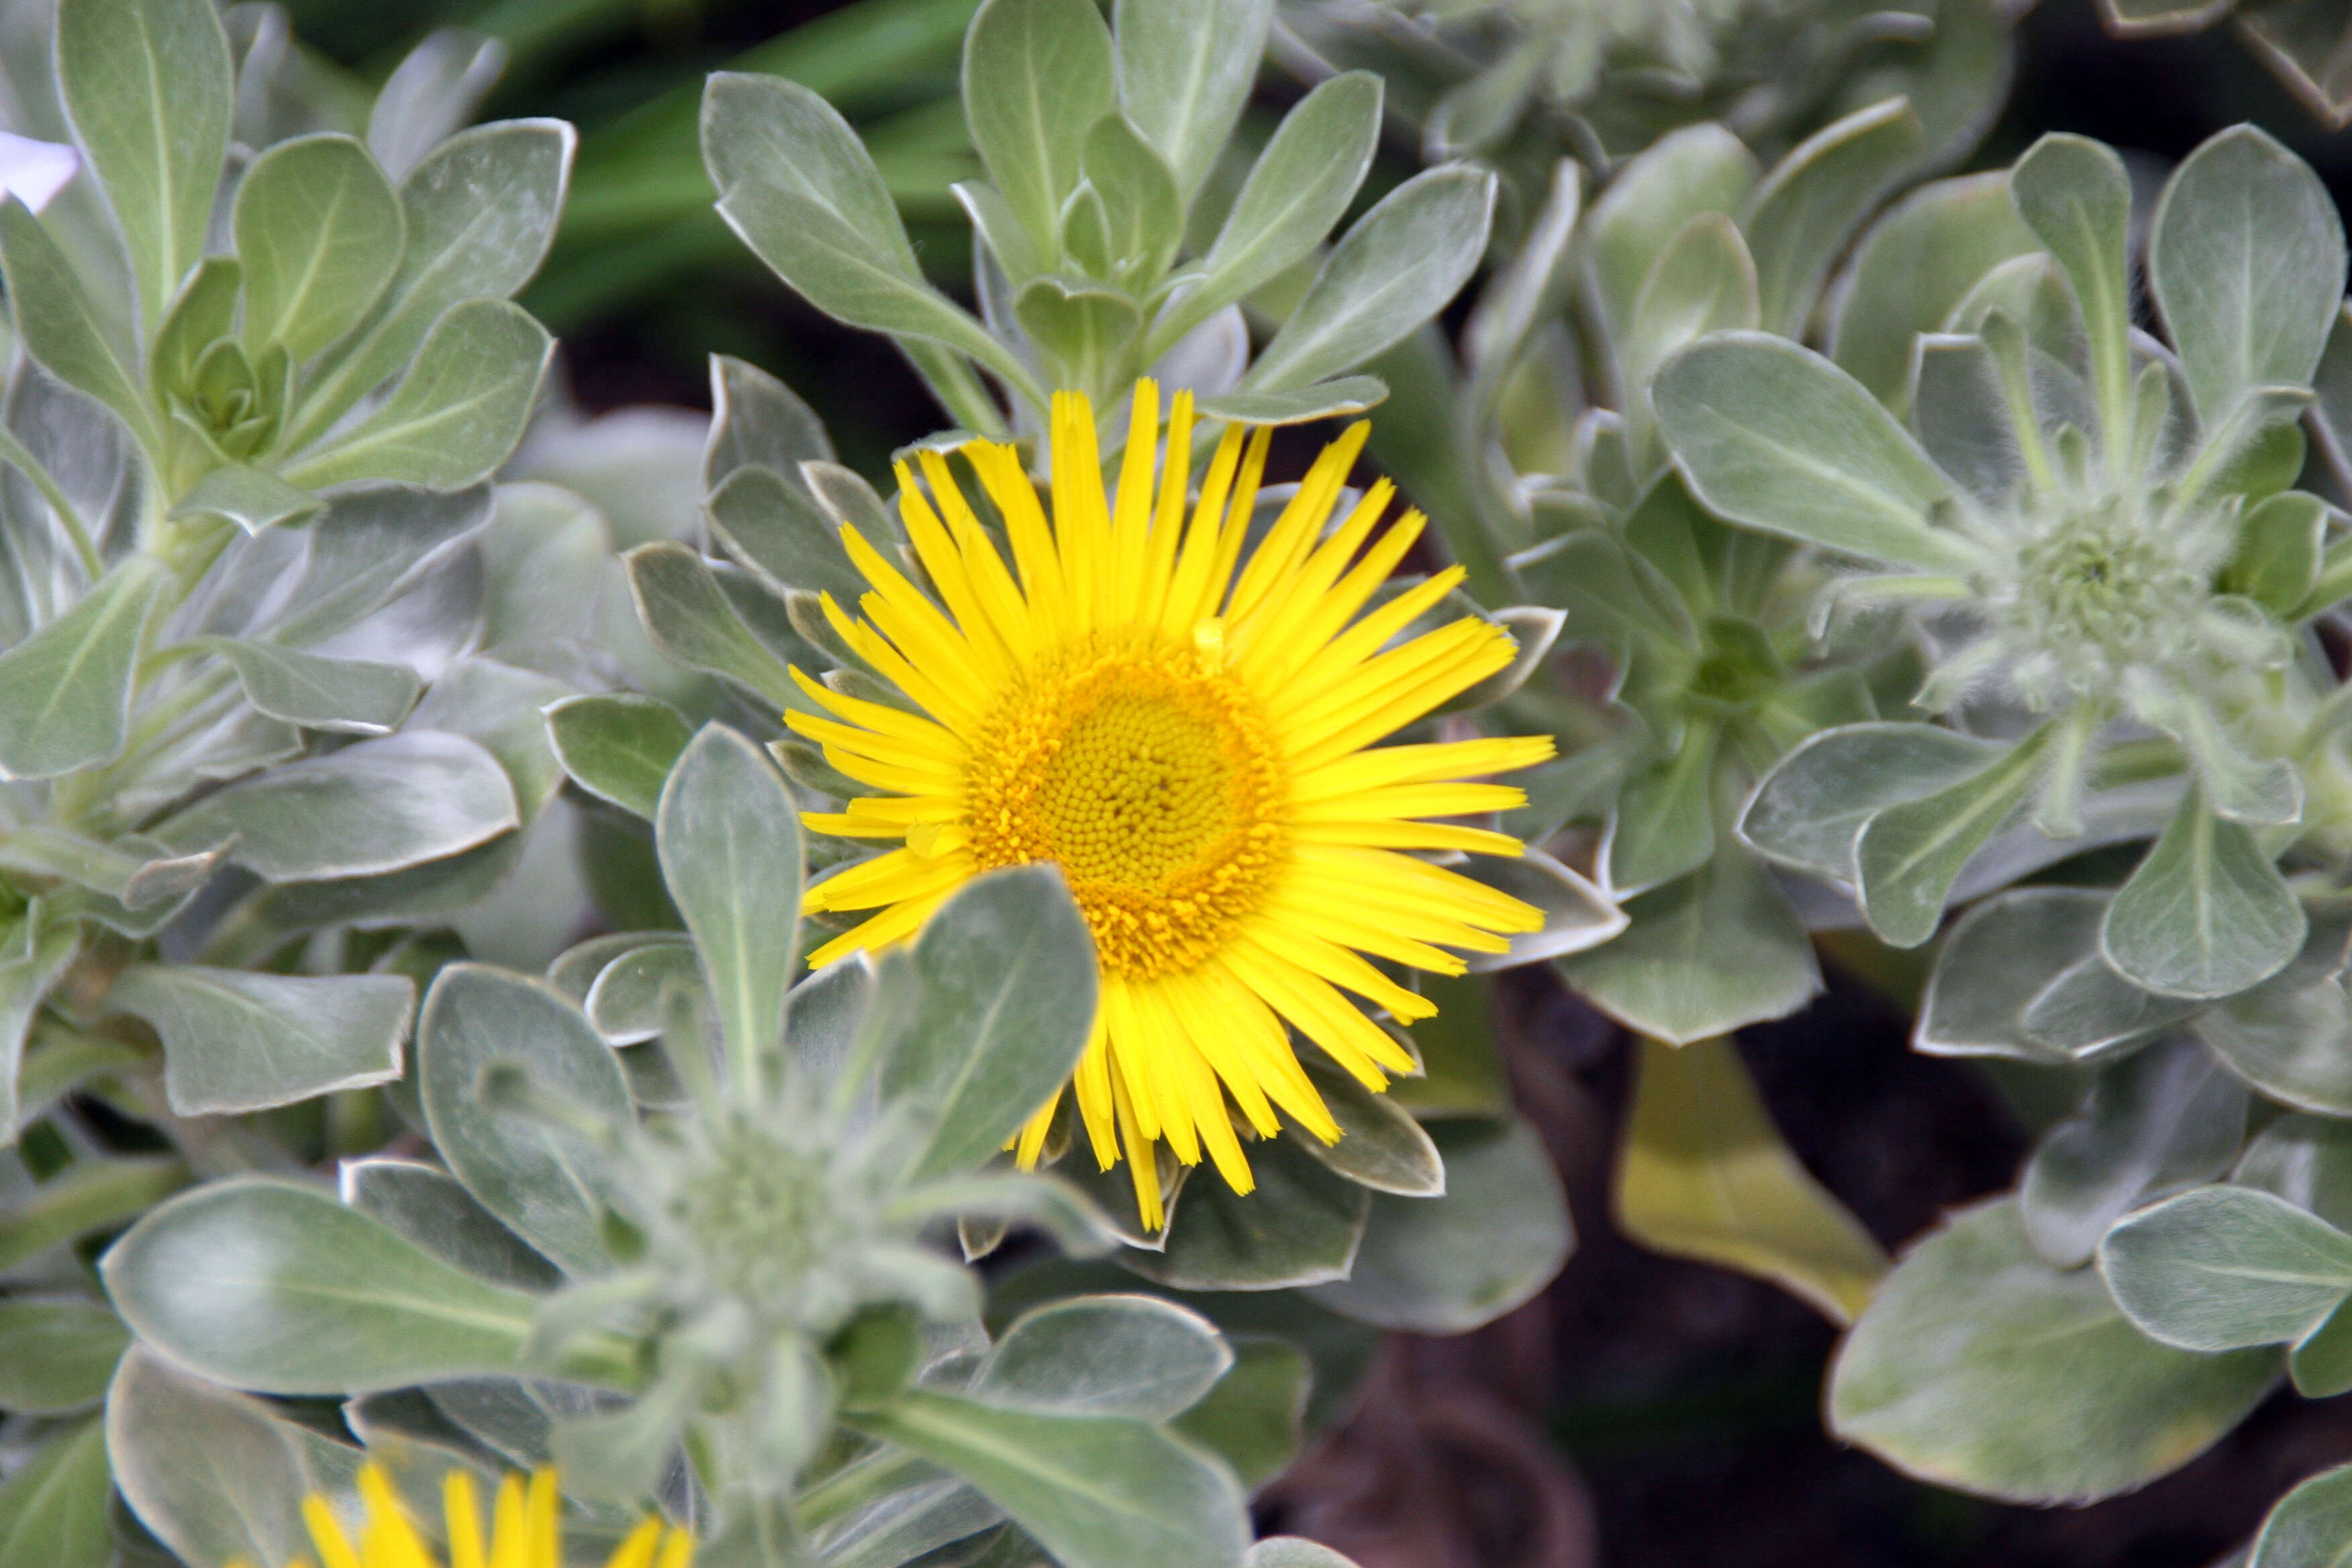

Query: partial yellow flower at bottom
795,379,1553,1228
230,1462,691,1568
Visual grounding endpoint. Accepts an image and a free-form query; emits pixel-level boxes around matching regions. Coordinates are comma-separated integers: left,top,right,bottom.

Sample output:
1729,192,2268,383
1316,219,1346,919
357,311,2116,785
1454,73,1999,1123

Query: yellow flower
795,381,1551,1227
234,1463,691,1568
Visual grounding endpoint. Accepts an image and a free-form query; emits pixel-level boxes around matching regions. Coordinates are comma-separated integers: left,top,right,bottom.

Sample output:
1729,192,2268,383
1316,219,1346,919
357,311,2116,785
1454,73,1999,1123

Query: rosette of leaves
1633,124,2352,1510
695,0,1498,446
1271,0,2015,182
1316,103,1971,1324
0,0,603,1535
97,722,1338,1568
537,350,1580,1371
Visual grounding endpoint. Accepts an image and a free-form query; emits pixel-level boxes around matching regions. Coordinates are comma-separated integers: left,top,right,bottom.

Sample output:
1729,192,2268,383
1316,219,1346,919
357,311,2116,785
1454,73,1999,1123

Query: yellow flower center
965,628,1285,979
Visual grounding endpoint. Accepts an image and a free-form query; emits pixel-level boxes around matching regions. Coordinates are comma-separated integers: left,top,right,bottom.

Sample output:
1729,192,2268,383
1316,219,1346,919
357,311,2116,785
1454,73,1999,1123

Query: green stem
794,1447,926,1530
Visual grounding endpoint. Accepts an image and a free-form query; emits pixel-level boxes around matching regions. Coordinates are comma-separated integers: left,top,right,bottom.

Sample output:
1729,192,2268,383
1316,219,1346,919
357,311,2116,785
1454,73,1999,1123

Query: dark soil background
473,0,2352,1560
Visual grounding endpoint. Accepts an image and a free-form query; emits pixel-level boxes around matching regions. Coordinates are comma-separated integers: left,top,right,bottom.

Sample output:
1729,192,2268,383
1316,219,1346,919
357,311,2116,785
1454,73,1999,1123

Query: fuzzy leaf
234,134,404,360
2150,126,2345,430
2102,791,2306,999
2101,1184,2352,1351
1653,334,1967,572
111,965,411,1117
102,1177,543,1395
1830,1197,2275,1505
419,964,631,1277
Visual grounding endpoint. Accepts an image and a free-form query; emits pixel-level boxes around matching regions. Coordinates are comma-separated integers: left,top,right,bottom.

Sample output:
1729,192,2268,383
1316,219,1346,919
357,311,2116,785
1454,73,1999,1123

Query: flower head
239,1463,689,1568
793,381,1551,1226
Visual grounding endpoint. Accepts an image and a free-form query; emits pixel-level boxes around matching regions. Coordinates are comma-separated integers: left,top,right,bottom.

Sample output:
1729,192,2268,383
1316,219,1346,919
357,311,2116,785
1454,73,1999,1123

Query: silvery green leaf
1742,98,1925,340
340,1159,562,1292
0,556,162,781
1288,1059,1442,1197
478,482,610,651
1081,115,1182,284
1248,1542,1357,1568
1174,1338,1310,1493
2226,491,2326,616
585,937,700,1046
1605,730,1718,893
2193,910,2352,1114
1455,846,1623,971
1914,886,2104,1059
975,1294,1230,1420
170,465,321,534
2101,1184,2352,1351
1012,276,1143,387
109,965,411,1116
1241,164,1496,395
705,352,834,493
1113,0,1267,202
707,463,864,603
2020,1036,2247,1268
367,29,507,182
1585,124,1759,354
1912,334,2024,506
55,0,230,330
154,731,519,881
1306,1116,1569,1333
264,482,492,646
2239,1114,2352,1232
407,658,571,822
0,1300,126,1413
1159,72,1379,353
658,724,802,1085
1855,729,2056,948
2018,950,2204,1061
624,542,803,711
547,932,682,1006
1118,1136,1366,1291
2102,792,2306,1000
785,955,872,1109
867,864,1096,1183
1191,377,1386,427
102,1177,544,1395
545,693,691,820
851,1388,1248,1568
106,1346,363,1568
1653,334,1967,573
700,70,922,269
2009,134,2134,443
803,460,895,541
1555,848,1820,1044
2150,126,2345,432
817,1477,1004,1568
195,638,421,734
0,926,81,1140
716,178,1041,413
419,963,631,1277
0,1418,110,1568
283,299,552,491
962,0,1114,259
1740,722,2002,885
1618,214,1759,426
1830,1197,2276,1505
2252,1463,2352,1568
288,119,573,449
234,134,404,362
1832,172,2039,413
0,203,156,460
0,1157,184,1272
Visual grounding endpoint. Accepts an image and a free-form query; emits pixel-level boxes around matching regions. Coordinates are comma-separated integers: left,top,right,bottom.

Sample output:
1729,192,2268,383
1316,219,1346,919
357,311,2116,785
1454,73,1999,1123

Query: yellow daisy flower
235,1463,691,1568
795,380,1553,1228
